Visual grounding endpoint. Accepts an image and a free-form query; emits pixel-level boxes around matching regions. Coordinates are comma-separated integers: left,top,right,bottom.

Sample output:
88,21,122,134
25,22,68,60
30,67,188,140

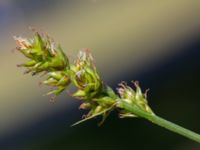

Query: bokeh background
0,0,200,149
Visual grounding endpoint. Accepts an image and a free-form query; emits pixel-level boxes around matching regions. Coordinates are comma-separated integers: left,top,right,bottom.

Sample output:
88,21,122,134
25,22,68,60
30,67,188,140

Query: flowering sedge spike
69,50,117,125
15,30,200,143
117,81,154,118
70,50,103,99
14,32,70,96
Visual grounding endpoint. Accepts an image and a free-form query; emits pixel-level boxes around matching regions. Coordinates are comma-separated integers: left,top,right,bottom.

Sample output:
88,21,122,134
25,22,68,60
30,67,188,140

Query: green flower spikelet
14,32,70,95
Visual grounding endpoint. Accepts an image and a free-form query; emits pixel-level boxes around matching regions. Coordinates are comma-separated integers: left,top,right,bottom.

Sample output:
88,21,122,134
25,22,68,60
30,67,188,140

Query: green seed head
14,30,154,126
70,50,103,100
14,32,71,96
14,32,69,75
118,81,154,118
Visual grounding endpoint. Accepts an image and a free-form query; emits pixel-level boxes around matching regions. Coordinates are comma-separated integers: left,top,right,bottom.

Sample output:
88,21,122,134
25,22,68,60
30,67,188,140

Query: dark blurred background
0,0,200,149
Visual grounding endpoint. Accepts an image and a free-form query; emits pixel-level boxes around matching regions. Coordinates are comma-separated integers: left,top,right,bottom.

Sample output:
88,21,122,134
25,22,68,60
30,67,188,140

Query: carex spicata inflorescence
14,30,200,144
14,30,154,125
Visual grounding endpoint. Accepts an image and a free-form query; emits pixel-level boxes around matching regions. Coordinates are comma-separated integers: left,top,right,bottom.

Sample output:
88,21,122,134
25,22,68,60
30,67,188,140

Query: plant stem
119,100,200,143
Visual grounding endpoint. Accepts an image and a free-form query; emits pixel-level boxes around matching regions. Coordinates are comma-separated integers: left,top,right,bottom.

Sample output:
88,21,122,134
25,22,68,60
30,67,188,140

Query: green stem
119,100,200,143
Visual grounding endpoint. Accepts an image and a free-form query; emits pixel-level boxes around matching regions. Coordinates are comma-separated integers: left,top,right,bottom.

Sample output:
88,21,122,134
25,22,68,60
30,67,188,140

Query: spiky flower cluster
14,31,154,125
14,30,200,144
14,33,70,95
117,81,154,118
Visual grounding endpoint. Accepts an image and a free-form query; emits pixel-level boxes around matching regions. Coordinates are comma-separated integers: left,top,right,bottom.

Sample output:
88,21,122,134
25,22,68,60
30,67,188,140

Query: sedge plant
14,30,200,143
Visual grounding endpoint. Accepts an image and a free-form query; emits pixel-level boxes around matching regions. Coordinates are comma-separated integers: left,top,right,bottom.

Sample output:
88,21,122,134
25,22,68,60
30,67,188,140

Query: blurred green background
0,0,200,149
